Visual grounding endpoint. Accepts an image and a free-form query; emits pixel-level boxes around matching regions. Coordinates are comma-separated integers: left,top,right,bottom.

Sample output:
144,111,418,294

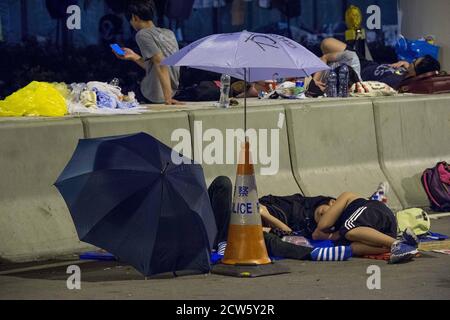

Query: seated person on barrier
208,177,418,264
113,0,182,105
319,37,441,90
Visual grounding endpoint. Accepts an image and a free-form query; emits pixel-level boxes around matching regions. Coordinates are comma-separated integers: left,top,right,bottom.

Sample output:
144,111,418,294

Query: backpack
421,161,450,212
396,208,431,236
398,71,450,94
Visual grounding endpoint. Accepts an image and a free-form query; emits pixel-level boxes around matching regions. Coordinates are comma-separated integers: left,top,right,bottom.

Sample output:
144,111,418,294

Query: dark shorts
335,201,398,246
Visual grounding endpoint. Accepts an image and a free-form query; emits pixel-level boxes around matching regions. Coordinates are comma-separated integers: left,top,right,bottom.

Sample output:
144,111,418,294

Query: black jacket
259,194,335,237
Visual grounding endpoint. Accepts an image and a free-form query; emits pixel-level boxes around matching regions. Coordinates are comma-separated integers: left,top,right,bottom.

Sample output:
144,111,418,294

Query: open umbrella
162,30,328,130
55,132,217,277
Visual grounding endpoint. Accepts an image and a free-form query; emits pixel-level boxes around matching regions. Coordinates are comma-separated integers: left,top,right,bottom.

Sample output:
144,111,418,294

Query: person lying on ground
319,37,441,90
209,177,409,262
208,176,314,261
311,192,419,264
113,0,183,105
258,183,420,264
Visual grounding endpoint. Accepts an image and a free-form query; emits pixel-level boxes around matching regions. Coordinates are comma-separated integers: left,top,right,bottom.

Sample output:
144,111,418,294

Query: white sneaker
370,181,390,203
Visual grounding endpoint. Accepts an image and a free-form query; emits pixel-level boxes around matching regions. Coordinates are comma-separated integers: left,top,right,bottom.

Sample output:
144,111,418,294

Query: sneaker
389,241,418,264
401,228,419,248
370,182,390,203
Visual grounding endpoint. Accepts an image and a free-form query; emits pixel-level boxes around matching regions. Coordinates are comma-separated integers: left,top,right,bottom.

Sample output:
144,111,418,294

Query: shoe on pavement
389,241,418,264
401,227,420,248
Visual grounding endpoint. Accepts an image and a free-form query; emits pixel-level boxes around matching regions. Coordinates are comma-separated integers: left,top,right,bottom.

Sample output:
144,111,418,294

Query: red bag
399,71,450,94
421,162,450,212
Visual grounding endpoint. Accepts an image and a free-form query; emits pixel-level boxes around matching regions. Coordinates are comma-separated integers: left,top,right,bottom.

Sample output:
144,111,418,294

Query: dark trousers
208,176,312,260
208,176,233,248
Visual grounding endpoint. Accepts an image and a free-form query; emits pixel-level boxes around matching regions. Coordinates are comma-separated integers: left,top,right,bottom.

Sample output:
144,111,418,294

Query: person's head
127,0,156,31
408,55,441,77
314,198,337,224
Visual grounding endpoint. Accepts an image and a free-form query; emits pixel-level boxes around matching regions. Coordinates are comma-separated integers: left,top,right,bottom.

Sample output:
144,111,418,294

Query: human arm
390,60,410,69
259,205,292,232
151,52,184,105
312,192,359,240
312,230,341,241
312,53,342,86
113,48,146,70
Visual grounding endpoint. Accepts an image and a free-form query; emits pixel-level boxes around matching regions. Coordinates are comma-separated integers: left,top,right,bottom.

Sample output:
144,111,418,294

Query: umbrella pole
244,68,247,135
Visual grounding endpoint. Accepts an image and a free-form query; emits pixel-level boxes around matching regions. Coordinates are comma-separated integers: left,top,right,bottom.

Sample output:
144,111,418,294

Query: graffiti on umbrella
244,33,298,51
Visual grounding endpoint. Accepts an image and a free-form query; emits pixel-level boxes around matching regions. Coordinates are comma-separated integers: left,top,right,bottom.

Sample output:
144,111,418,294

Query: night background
0,0,400,99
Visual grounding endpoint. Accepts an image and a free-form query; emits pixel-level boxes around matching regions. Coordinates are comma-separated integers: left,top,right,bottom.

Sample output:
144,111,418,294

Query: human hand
390,60,410,69
165,98,185,105
315,80,326,92
113,47,141,62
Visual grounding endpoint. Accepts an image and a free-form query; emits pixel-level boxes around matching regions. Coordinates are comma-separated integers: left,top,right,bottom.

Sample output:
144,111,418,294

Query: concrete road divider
82,112,191,149
373,94,450,209
0,118,92,263
187,106,301,197
286,100,403,210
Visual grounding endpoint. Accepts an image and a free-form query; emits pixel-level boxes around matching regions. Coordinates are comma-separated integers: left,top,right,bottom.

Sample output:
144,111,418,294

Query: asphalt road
1,217,449,300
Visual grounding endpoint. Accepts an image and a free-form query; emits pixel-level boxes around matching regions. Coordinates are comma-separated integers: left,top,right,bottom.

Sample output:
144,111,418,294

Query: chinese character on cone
222,141,271,265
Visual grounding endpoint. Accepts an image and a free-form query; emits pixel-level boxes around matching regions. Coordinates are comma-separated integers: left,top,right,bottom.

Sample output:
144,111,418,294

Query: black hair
127,0,156,22
415,55,441,76
303,196,336,237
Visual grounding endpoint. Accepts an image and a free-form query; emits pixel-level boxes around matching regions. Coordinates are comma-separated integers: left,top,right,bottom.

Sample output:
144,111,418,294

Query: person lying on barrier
319,37,441,90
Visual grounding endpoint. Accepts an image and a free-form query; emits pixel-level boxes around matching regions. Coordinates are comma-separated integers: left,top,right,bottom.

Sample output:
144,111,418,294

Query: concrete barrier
82,112,191,149
286,100,403,210
2,95,450,263
187,105,301,196
373,94,450,208
0,118,91,263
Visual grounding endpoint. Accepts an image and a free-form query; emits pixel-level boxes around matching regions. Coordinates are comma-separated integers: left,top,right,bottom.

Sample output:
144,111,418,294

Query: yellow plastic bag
0,81,68,117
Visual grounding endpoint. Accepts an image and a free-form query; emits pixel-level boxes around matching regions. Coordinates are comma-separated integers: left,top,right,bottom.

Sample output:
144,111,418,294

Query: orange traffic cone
221,140,271,265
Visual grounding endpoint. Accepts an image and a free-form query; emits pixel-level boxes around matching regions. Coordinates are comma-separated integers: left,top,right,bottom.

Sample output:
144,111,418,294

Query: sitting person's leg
208,176,233,249
321,37,347,55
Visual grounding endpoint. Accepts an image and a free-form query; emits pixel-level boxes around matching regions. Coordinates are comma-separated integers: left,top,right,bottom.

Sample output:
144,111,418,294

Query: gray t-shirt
135,27,180,103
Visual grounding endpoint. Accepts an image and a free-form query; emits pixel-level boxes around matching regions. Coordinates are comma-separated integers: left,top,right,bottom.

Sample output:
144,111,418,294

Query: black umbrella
55,132,217,276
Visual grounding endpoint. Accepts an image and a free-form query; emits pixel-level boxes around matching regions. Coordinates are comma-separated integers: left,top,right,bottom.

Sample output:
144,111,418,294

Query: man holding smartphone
113,0,181,105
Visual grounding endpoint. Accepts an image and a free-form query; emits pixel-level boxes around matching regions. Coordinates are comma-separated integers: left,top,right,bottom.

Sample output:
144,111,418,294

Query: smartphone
110,44,125,56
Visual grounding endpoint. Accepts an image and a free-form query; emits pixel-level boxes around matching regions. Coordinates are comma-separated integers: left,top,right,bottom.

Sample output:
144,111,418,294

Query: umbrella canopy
162,30,329,81
55,132,217,277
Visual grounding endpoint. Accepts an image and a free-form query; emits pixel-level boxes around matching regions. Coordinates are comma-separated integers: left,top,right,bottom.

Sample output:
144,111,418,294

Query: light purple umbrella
163,30,328,81
162,30,329,130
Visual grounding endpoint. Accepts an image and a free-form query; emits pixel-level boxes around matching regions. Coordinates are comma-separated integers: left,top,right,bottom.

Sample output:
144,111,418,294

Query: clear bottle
325,70,338,97
338,64,349,97
218,74,231,108
109,78,120,87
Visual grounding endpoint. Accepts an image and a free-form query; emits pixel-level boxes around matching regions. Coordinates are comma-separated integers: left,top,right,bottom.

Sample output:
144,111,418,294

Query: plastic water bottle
338,64,349,97
294,80,305,95
218,74,231,108
326,70,338,97
109,78,120,87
